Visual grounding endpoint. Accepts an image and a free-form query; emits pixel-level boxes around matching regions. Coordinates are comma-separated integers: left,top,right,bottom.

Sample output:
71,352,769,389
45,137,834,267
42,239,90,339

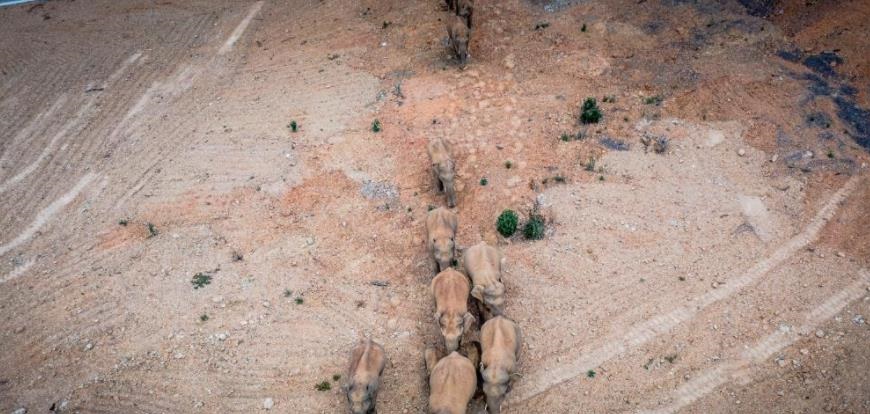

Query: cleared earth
1,0,868,413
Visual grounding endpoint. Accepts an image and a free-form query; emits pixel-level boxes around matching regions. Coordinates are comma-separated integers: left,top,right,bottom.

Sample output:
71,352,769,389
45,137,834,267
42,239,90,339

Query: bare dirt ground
1,0,868,413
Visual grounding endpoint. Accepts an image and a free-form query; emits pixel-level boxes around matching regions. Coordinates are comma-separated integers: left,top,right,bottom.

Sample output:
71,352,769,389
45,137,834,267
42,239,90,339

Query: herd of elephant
344,108,520,414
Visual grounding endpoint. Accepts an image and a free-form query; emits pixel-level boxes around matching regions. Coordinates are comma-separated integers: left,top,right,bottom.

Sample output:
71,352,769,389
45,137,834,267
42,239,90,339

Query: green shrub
523,214,546,240
580,97,602,124
191,272,212,289
315,381,331,391
644,95,663,105
146,222,158,238
289,120,298,132
480,177,488,186
371,119,382,132
496,210,519,237
504,160,513,169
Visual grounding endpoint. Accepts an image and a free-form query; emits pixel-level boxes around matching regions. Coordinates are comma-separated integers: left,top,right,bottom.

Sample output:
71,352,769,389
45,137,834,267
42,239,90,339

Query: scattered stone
84,343,94,351
14,326,25,334
737,148,746,156
216,333,228,341
371,280,389,287
263,397,274,410
12,408,26,414
852,315,865,325
800,348,809,355
836,251,845,258
262,301,271,308
711,281,719,289
815,329,825,338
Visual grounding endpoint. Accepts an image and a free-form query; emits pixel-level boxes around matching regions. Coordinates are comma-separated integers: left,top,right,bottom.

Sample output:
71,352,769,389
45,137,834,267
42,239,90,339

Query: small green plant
534,21,550,30
283,288,293,298
480,177,488,186
146,222,158,238
523,214,546,240
427,204,436,211
581,23,587,32
678,276,686,281
580,97,602,124
118,218,129,226
295,297,304,305
644,95,663,105
560,133,572,142
232,251,244,262
333,374,342,381
315,381,332,391
827,149,835,159
289,120,298,132
553,175,566,183
191,272,212,289
587,369,596,378
598,175,605,181
200,314,209,322
504,160,513,169
623,116,629,122
371,119,382,133
496,209,519,237
664,354,678,364
584,157,596,172
382,21,392,29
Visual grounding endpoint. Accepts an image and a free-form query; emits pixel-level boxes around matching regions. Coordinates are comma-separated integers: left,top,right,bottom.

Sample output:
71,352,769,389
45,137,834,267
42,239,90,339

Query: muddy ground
1,0,868,413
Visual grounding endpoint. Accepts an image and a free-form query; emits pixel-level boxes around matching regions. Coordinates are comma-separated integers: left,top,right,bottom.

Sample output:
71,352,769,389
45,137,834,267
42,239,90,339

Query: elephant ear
470,285,484,301
462,312,476,333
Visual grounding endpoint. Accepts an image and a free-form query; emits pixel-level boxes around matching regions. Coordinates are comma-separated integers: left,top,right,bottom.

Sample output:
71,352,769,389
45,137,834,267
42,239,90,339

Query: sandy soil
0,0,868,413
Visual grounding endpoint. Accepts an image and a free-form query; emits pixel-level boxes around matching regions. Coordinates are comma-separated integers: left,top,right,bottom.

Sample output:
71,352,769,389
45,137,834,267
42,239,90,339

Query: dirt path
1,1,868,413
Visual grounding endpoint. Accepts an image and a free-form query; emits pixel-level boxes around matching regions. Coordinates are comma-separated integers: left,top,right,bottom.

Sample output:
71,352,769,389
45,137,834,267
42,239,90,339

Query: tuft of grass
191,272,212,289
232,251,244,262
118,218,129,226
283,288,293,298
496,209,519,238
581,23,587,32
289,120,298,132
598,175,605,181
623,116,629,122
200,314,209,322
678,276,686,281
560,132,572,142
146,222,158,238
643,95,663,106
523,214,546,240
587,369,596,378
580,97,602,124
427,204,436,211
382,21,392,29
534,21,550,30
480,177,488,186
584,156,596,172
295,297,304,305
553,175,566,183
371,119,382,133
826,149,835,159
315,381,332,391
333,374,342,381
664,354,678,364
504,160,513,169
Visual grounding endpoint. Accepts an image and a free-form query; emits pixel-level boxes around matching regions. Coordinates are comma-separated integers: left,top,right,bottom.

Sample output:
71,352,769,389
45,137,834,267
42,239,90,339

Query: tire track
0,51,141,196
635,270,870,414
506,174,862,407
218,1,264,55
0,172,98,257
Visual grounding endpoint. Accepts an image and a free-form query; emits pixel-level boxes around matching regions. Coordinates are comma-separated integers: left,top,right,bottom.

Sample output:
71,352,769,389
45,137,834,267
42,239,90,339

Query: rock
84,343,94,351
815,329,825,338
262,301,271,308
12,408,26,414
836,251,845,258
800,348,809,355
852,315,865,325
263,398,274,410
737,148,746,156
216,333,228,341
